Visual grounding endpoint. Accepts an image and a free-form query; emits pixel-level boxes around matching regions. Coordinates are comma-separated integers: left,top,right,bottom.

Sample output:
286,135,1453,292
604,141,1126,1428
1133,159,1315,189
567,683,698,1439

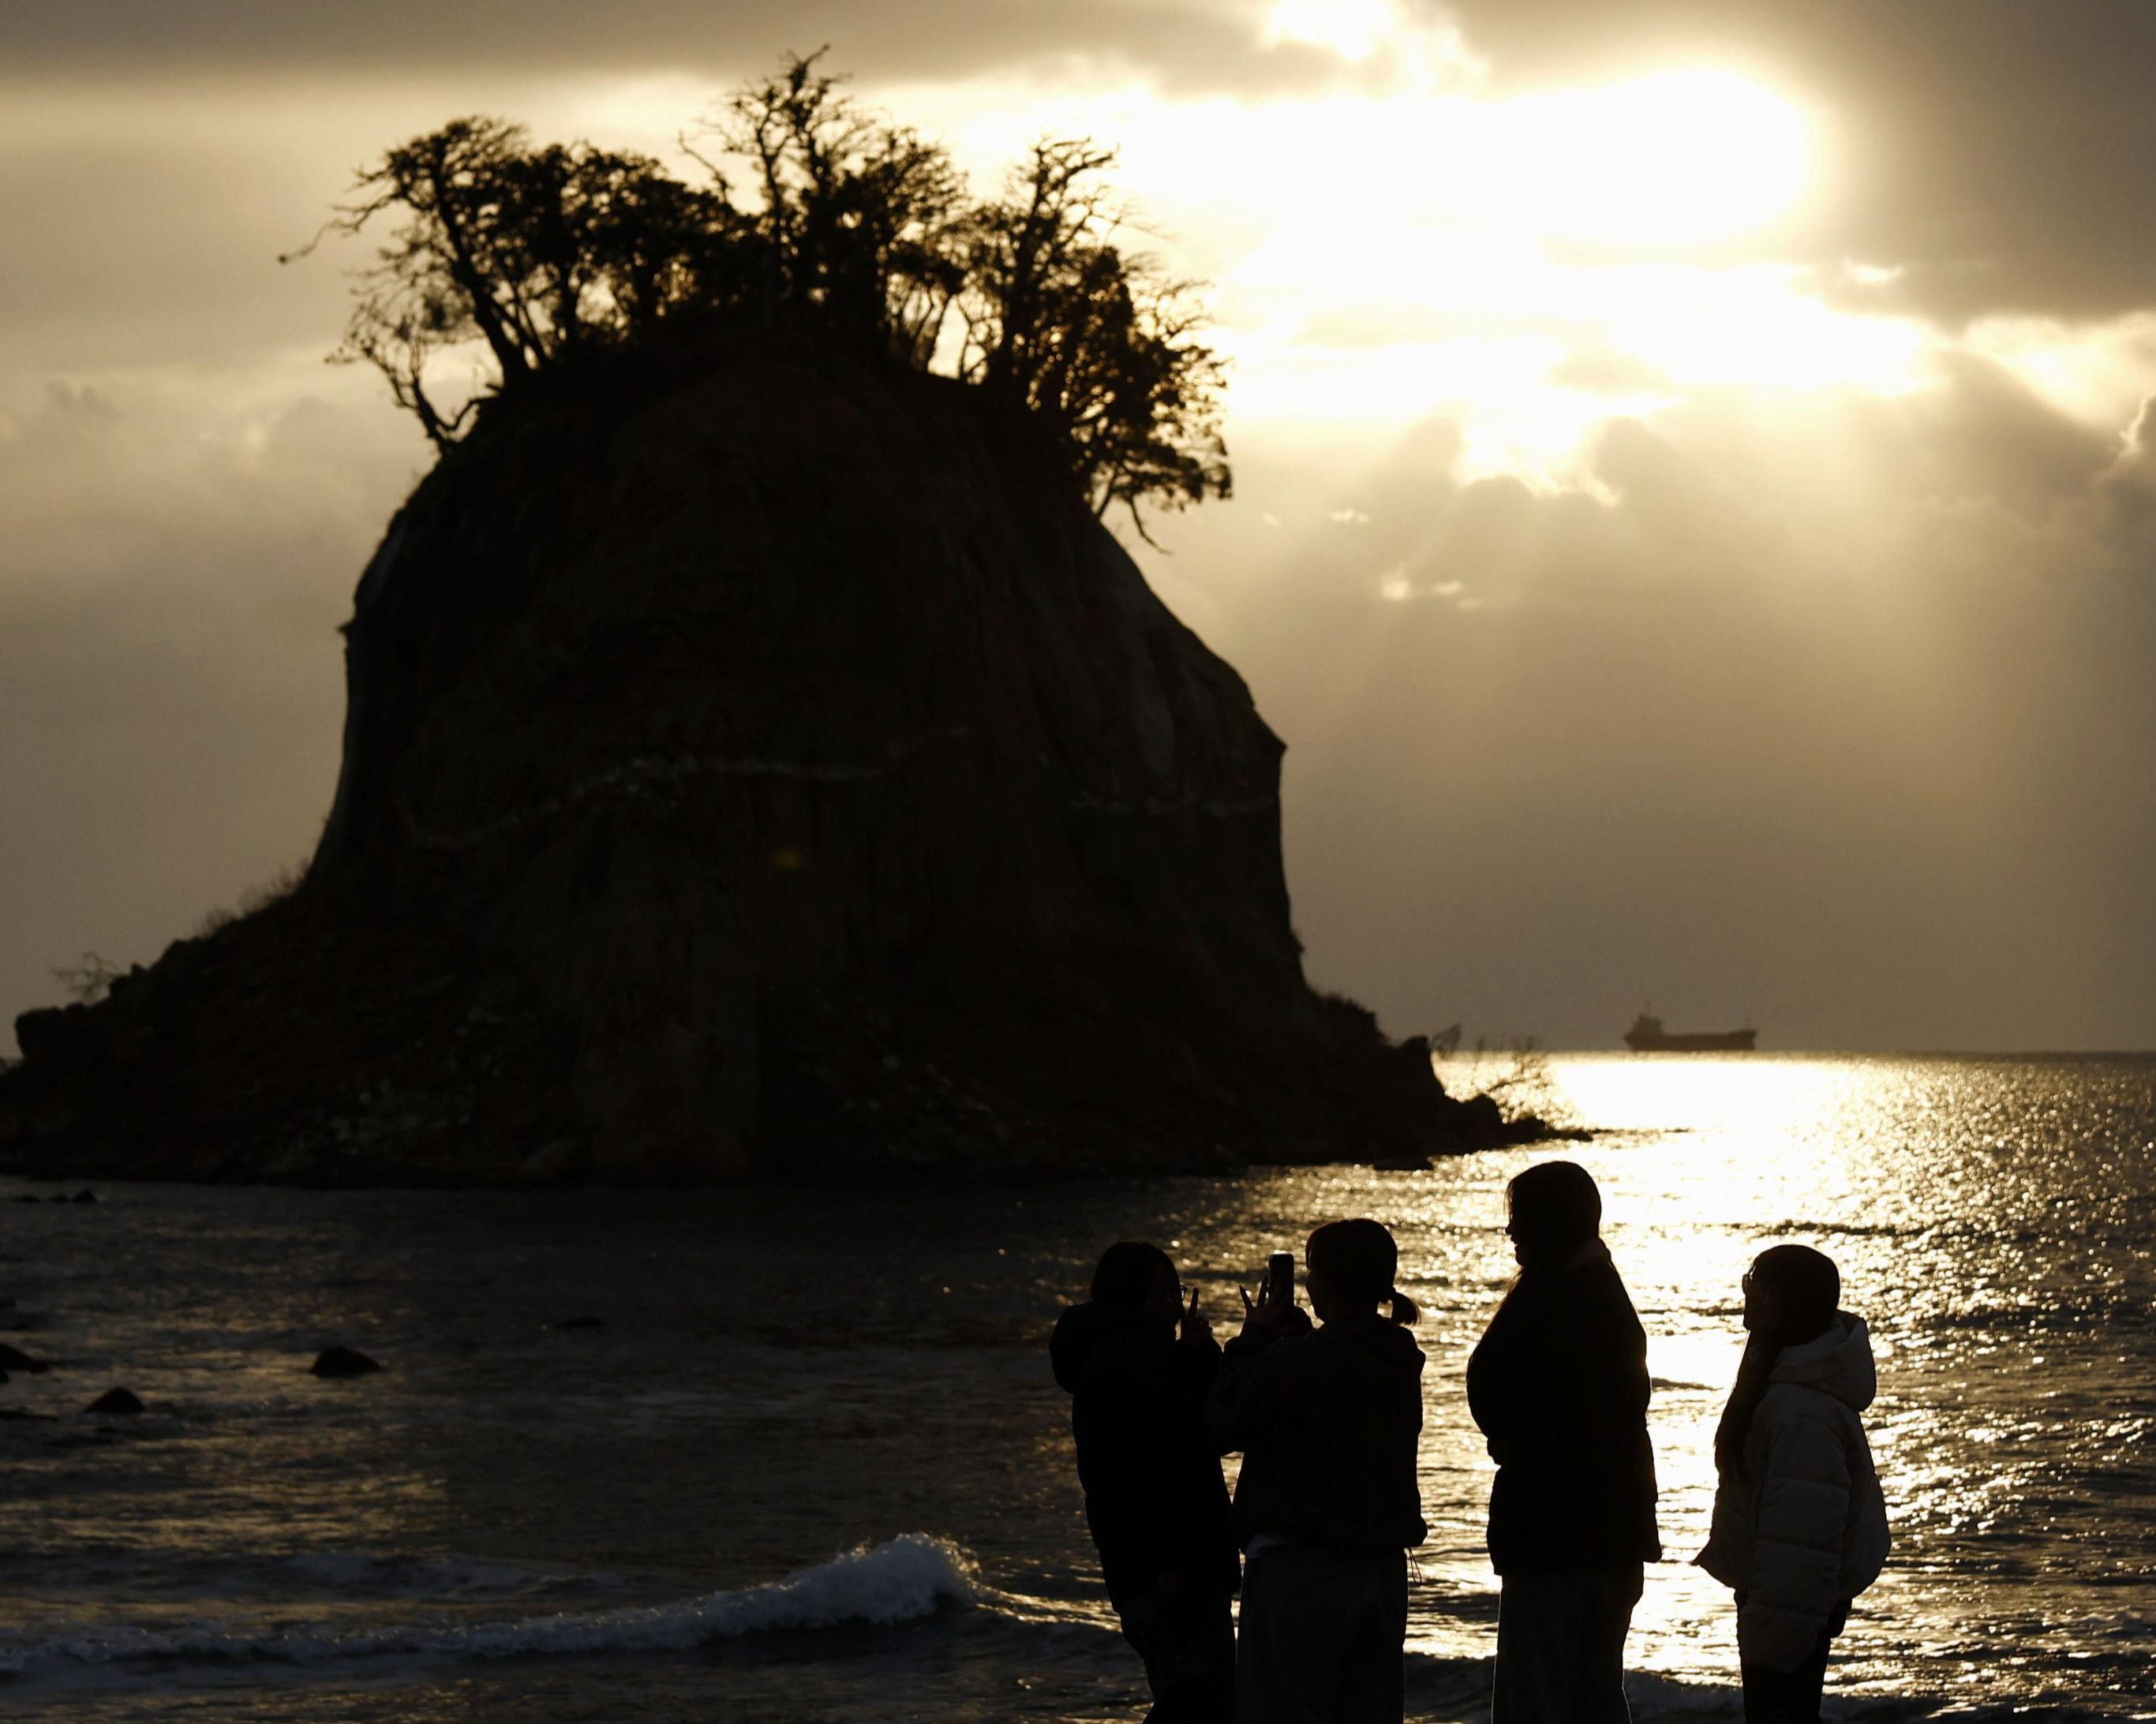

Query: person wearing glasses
1052,1241,1238,1723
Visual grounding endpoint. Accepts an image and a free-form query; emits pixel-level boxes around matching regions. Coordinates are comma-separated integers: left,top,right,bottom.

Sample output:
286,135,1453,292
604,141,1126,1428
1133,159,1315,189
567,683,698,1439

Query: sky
3,0,2153,1053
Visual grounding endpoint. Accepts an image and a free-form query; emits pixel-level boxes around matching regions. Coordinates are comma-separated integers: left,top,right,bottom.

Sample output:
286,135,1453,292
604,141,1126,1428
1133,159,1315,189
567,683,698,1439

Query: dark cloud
0,1,1345,98
1440,0,2156,323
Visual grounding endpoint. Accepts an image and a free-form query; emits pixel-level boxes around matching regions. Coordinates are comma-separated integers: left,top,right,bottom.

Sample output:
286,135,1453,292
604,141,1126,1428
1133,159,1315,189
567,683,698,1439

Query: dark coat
1050,1302,1240,1603
1208,1312,1428,1554
1465,1243,1662,1574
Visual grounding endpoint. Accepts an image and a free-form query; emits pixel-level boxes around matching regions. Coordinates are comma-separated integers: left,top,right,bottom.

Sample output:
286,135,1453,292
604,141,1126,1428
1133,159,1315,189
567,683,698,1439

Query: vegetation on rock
288,51,1230,537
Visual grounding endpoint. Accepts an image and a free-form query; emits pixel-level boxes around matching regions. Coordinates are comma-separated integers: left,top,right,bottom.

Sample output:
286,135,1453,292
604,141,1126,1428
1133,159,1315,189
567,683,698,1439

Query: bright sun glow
1265,0,1402,62
766,49,1912,473
1469,69,1811,246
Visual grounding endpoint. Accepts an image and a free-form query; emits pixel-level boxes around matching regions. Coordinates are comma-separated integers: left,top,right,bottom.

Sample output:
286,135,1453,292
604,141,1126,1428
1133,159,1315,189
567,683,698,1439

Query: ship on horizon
1623,1008,1757,1053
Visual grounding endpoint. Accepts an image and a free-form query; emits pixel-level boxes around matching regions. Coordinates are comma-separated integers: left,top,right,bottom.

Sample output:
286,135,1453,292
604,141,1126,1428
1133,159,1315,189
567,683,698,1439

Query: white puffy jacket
1697,1313,1890,1673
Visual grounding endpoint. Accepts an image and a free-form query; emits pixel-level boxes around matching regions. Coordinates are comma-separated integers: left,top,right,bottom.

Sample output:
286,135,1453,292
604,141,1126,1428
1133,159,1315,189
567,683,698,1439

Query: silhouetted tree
286,118,739,448
691,50,968,365
956,138,1230,535
51,952,122,1006
290,54,1231,525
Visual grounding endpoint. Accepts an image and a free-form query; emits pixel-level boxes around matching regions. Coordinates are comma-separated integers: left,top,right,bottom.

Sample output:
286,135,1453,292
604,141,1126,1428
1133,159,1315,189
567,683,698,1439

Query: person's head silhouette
1742,1243,1839,1349
1503,1159,1602,1272
1305,1217,1420,1325
1091,1240,1181,1325
1715,1242,1844,1479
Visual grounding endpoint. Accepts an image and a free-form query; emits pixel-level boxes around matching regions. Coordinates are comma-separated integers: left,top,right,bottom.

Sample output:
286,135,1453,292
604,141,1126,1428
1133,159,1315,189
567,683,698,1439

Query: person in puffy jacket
1052,1240,1239,1723
1697,1244,1889,1723
1208,1217,1427,1724
1466,1160,1660,1724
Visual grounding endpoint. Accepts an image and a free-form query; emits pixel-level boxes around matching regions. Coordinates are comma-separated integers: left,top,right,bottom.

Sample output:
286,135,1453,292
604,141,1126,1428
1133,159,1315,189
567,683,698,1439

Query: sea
2,1053,2151,1722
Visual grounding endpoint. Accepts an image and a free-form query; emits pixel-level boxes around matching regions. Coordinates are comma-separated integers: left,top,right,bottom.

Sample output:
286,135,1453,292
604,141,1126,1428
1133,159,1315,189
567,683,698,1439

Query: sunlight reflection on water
1317,1052,2156,1707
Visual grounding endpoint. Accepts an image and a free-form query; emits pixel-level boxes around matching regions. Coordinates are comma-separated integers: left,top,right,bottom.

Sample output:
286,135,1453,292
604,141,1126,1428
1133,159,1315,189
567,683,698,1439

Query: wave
4,1539,2139,1724
0,1534,976,1678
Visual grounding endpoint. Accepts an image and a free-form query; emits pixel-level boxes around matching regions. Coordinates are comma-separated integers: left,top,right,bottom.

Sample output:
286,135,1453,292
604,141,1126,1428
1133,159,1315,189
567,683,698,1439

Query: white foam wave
0,1534,975,1677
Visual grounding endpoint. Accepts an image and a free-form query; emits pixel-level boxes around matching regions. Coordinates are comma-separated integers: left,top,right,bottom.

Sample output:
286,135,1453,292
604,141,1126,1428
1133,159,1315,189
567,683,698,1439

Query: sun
1469,69,1813,247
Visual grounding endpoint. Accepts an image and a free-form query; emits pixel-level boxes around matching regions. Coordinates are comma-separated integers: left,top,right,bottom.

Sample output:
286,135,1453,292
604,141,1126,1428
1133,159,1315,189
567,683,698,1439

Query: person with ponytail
1208,1217,1427,1723
1466,1160,1660,1723
1697,1244,1888,1722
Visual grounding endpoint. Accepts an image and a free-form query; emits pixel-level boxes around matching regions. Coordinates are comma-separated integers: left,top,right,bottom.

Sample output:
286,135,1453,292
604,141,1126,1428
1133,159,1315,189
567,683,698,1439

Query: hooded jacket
1207,1313,1428,1554
1465,1243,1662,1573
1698,1311,1891,1674
1050,1301,1239,1603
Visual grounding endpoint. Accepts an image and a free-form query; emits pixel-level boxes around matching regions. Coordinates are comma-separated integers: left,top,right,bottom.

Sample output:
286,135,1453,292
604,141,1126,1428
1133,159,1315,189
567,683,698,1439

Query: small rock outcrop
309,1346,382,1378
85,1387,144,1415
1,341,1510,1184
0,1344,50,1374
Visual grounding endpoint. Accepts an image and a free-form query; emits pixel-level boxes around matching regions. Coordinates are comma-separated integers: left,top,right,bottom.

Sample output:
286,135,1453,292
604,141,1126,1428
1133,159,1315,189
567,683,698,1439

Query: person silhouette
1697,1244,1888,1723
1208,1217,1427,1724
1052,1241,1238,1723
1466,1160,1660,1723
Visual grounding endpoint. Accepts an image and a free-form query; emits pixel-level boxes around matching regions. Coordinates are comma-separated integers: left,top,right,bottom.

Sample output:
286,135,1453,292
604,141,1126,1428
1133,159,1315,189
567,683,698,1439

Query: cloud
12,0,2156,334
1145,358,2156,1049
2095,395,2156,565
0,1,1375,98
1439,0,2156,325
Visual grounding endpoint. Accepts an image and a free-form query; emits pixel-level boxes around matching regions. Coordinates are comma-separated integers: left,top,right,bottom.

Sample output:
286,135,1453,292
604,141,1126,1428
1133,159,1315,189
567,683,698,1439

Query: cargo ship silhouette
1623,1008,1757,1052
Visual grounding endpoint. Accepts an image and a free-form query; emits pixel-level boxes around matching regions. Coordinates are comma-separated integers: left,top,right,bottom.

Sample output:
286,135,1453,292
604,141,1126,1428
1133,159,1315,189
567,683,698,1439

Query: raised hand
1239,1277,1290,1339
1180,1285,1213,1344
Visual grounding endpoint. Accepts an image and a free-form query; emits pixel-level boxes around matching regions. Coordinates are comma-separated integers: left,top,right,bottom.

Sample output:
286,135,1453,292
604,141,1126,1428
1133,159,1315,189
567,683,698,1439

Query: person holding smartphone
1208,1218,1428,1724
1052,1240,1239,1723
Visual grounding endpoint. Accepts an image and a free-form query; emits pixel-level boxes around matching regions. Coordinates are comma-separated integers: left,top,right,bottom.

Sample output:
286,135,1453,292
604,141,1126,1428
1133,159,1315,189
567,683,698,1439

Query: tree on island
288,52,1230,536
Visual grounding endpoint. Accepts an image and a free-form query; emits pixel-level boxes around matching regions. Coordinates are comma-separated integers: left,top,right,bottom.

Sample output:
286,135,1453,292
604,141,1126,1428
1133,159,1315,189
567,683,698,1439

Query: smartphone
1266,1250,1296,1307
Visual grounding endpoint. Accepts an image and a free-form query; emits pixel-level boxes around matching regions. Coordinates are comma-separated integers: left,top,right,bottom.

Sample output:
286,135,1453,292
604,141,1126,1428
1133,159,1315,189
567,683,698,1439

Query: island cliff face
2,345,1491,1184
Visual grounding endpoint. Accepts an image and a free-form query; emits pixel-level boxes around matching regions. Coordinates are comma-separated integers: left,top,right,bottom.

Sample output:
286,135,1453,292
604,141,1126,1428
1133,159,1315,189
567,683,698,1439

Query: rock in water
0,1344,50,1374
0,343,1478,1184
309,1345,382,1378
85,1386,144,1415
